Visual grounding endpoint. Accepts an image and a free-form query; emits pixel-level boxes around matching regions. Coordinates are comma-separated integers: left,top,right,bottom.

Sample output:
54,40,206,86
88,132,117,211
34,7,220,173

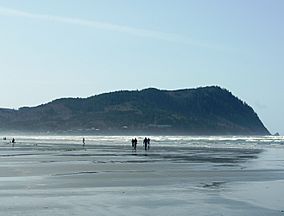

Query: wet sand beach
0,136,284,216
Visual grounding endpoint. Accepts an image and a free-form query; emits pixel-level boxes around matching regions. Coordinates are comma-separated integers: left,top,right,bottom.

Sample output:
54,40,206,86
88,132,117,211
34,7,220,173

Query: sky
0,0,283,134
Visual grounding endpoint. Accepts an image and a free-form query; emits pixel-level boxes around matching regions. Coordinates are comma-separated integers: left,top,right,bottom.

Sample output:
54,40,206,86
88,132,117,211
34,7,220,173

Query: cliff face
0,86,270,135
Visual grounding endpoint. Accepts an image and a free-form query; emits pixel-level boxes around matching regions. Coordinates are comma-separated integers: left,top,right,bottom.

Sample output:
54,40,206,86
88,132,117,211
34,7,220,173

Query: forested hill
0,86,270,135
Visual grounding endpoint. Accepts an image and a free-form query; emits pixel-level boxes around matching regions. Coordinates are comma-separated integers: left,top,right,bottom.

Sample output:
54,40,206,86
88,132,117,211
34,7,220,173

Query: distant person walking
11,138,15,147
143,137,148,150
147,137,150,150
82,137,85,147
131,138,135,150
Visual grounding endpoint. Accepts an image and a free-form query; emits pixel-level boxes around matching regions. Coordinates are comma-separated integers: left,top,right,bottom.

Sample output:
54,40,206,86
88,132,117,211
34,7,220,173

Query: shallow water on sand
0,135,284,215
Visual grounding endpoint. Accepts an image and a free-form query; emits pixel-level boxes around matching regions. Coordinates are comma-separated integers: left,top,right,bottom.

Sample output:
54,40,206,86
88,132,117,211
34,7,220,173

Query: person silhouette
131,138,134,149
143,137,148,150
134,138,137,150
11,138,15,147
82,138,85,147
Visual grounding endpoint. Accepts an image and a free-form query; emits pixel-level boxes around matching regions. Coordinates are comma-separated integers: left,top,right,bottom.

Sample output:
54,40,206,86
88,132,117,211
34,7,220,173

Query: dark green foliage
0,86,270,135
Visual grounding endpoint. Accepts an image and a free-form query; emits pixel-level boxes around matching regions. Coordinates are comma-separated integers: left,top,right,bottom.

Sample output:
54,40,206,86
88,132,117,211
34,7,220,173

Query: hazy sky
0,0,283,134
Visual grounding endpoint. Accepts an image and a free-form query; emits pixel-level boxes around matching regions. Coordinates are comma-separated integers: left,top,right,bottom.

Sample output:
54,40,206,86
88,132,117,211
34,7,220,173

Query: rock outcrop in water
0,86,270,135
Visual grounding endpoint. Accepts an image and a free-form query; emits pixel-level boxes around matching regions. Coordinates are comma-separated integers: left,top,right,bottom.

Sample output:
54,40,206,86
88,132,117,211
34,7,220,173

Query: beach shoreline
0,136,284,215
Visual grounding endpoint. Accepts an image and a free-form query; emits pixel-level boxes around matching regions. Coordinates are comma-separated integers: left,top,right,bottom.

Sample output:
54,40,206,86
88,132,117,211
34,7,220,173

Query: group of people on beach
3,137,16,146
131,138,138,150
3,136,151,151
132,137,151,151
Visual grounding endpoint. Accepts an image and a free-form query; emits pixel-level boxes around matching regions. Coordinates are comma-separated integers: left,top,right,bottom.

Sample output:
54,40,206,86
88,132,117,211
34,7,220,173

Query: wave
1,135,284,149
